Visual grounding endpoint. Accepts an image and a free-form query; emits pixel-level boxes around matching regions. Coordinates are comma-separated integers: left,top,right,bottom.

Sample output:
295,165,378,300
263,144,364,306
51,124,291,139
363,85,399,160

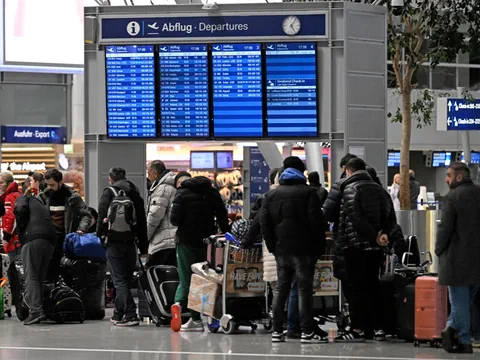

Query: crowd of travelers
0,154,479,353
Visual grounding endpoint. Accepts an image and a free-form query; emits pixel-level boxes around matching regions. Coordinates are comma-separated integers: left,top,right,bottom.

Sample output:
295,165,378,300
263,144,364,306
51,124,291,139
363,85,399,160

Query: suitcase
8,258,29,321
414,276,448,347
60,257,107,320
137,256,189,327
397,283,416,342
1,254,12,318
204,235,225,273
43,282,86,324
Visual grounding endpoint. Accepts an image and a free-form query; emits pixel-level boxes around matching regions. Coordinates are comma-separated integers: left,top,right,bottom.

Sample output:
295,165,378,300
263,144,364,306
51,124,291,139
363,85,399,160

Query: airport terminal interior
1,0,480,359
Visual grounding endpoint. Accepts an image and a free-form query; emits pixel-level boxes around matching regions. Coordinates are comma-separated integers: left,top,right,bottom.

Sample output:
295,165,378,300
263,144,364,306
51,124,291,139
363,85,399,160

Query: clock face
282,16,301,36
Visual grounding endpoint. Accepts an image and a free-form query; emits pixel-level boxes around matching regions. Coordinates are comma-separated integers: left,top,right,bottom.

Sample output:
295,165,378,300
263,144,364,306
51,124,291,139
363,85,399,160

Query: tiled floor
0,310,478,360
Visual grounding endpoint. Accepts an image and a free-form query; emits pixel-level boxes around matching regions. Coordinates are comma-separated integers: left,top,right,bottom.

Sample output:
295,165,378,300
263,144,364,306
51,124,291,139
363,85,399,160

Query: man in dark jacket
436,162,480,354
260,156,326,344
39,168,92,281
97,167,148,327
308,171,328,207
14,193,56,325
334,158,396,343
409,170,420,209
170,174,229,333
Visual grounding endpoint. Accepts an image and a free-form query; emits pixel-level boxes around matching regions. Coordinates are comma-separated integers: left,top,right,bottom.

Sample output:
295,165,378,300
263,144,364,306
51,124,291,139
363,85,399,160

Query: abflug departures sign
101,13,326,140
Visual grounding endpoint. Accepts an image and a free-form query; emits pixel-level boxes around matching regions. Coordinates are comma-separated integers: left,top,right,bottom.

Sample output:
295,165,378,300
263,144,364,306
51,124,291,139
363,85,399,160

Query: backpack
107,187,137,241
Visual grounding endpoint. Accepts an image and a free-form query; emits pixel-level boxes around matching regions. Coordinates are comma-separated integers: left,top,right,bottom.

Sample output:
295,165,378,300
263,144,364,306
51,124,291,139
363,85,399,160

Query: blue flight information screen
159,44,209,137
105,45,156,138
212,43,263,138
266,43,318,137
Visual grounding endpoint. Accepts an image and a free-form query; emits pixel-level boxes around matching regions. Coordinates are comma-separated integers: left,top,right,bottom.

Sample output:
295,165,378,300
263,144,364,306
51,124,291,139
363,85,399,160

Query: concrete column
305,142,325,186
257,142,283,170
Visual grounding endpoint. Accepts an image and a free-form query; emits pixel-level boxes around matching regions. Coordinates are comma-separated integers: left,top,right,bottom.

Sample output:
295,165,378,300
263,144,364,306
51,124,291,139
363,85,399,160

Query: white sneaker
180,318,205,332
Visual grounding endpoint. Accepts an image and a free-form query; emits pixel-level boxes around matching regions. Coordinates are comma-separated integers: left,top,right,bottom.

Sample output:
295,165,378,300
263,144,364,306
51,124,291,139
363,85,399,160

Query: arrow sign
448,101,452,111
447,117,452,126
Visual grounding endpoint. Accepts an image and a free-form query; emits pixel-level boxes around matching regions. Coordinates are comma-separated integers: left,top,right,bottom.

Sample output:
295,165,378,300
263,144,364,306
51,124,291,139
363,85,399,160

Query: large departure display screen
105,45,156,138
212,43,263,138
265,43,317,137
159,44,210,138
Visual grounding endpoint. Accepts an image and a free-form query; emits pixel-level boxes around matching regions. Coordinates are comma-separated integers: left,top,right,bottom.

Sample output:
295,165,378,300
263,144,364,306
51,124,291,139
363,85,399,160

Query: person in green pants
170,172,229,332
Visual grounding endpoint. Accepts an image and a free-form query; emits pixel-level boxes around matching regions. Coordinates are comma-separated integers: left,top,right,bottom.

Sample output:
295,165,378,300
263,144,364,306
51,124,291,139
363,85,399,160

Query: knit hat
283,156,305,173
174,171,191,188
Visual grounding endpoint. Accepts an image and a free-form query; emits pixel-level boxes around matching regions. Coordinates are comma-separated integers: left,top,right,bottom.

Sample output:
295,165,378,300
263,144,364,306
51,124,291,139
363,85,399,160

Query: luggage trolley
205,233,271,334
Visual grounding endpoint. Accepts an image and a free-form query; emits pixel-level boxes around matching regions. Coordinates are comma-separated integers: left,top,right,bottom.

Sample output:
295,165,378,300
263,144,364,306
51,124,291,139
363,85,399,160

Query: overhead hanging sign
100,13,327,42
437,98,480,131
1,126,67,144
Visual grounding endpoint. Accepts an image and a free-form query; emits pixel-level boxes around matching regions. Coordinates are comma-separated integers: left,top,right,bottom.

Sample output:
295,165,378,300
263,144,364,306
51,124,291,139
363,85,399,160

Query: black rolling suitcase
137,255,189,327
60,257,107,320
396,283,415,341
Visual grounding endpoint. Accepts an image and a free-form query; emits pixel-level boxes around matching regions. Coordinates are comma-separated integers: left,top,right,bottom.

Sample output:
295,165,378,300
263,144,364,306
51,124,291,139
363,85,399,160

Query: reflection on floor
0,310,477,360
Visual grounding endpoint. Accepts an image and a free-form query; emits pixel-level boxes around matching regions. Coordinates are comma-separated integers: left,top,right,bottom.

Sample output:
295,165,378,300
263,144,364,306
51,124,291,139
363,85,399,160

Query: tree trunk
399,88,412,210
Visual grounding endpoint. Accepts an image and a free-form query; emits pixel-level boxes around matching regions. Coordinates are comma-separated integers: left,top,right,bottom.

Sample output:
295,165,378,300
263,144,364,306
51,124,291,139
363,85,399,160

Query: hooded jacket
260,168,325,257
147,171,177,255
0,182,22,253
436,179,480,286
337,171,396,251
170,176,229,248
310,184,328,208
14,195,56,247
39,184,92,234
96,179,148,254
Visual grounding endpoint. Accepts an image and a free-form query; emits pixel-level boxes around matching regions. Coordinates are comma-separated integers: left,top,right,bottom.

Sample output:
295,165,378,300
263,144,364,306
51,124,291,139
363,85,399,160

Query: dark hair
44,169,63,183
109,167,127,182
269,168,280,186
31,173,44,182
88,207,99,222
27,171,34,177
283,156,305,173
150,160,166,174
366,166,382,186
449,162,470,179
340,153,358,169
345,158,367,173
308,171,320,185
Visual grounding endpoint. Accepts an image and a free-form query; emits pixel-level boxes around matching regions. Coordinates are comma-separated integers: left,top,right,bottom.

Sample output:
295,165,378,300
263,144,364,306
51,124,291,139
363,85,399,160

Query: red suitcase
414,276,448,347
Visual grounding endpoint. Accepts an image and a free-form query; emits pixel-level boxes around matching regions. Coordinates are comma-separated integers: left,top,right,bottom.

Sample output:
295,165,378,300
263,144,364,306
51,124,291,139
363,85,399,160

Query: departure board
266,43,318,137
212,43,263,138
159,44,209,137
105,45,156,138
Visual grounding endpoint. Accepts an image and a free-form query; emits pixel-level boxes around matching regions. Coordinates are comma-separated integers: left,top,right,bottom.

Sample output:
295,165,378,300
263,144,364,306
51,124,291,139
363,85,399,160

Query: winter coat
170,176,229,248
0,182,22,253
146,171,177,255
409,176,420,210
390,184,400,211
337,171,396,251
39,185,92,234
436,180,480,286
310,184,328,208
322,179,344,224
260,168,325,257
96,179,148,254
14,195,56,247
262,241,277,282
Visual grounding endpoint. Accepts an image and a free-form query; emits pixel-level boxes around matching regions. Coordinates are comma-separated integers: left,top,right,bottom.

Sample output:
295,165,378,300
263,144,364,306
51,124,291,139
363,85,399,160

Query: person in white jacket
146,160,178,267
390,173,401,211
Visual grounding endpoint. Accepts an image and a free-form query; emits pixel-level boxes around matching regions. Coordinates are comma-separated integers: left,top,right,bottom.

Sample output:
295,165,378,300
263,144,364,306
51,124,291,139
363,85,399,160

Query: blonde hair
0,172,14,186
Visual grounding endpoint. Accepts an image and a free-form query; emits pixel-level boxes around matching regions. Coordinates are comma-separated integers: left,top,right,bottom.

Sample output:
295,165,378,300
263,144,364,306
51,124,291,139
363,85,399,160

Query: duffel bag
64,233,106,260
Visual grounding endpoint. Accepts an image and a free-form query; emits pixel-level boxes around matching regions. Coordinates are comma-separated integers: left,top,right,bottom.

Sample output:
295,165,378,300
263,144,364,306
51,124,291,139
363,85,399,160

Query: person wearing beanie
145,160,178,267
174,171,192,189
260,156,327,344
308,171,328,208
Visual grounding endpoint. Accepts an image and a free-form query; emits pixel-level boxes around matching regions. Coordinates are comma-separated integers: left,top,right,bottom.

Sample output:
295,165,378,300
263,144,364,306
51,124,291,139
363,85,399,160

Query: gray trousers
22,239,54,315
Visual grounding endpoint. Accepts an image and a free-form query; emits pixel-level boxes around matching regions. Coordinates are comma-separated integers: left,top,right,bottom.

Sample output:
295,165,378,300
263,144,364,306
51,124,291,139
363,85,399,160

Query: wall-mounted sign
100,13,327,42
437,98,480,131
1,162,47,172
249,147,270,203
1,126,67,144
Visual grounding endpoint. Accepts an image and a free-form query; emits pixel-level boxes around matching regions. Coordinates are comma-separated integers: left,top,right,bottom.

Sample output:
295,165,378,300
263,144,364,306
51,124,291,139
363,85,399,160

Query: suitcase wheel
6,310,11,318
79,313,86,324
414,341,420,347
263,319,273,333
222,319,237,335
207,318,220,333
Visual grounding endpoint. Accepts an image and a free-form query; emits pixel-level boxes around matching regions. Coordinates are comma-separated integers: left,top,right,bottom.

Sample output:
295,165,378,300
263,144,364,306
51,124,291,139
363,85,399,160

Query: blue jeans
447,286,480,345
288,280,300,332
471,289,480,341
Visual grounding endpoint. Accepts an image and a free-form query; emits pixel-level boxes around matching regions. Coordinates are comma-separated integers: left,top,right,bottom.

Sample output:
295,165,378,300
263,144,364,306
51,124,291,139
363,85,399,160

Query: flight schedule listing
159,44,209,137
266,43,318,137
105,45,156,138
212,43,263,138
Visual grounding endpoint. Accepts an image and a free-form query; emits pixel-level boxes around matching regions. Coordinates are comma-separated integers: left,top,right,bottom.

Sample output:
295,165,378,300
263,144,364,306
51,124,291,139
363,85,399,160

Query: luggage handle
0,277,7,288
420,251,433,268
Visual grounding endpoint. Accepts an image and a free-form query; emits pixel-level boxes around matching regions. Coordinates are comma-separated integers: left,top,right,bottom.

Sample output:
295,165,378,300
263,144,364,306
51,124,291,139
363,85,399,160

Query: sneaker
272,332,286,343
441,326,457,353
301,330,329,344
23,313,47,326
115,316,140,327
170,304,182,332
453,343,473,354
472,339,480,348
180,318,204,332
334,330,366,343
374,330,386,341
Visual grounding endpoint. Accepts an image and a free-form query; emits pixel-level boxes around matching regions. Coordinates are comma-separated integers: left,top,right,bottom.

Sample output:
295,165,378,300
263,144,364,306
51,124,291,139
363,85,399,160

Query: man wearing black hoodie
260,156,326,344
97,167,147,327
169,173,229,333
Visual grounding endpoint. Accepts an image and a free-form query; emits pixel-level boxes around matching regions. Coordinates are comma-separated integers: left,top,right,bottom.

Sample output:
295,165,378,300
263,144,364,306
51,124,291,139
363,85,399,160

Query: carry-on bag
1,254,12,317
204,235,225,273
8,258,29,321
64,233,106,260
60,257,107,320
43,282,86,323
414,276,448,347
0,277,7,320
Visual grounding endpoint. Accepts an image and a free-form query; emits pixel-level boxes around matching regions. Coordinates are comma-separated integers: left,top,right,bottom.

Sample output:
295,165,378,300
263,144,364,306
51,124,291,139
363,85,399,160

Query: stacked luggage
1,253,12,318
